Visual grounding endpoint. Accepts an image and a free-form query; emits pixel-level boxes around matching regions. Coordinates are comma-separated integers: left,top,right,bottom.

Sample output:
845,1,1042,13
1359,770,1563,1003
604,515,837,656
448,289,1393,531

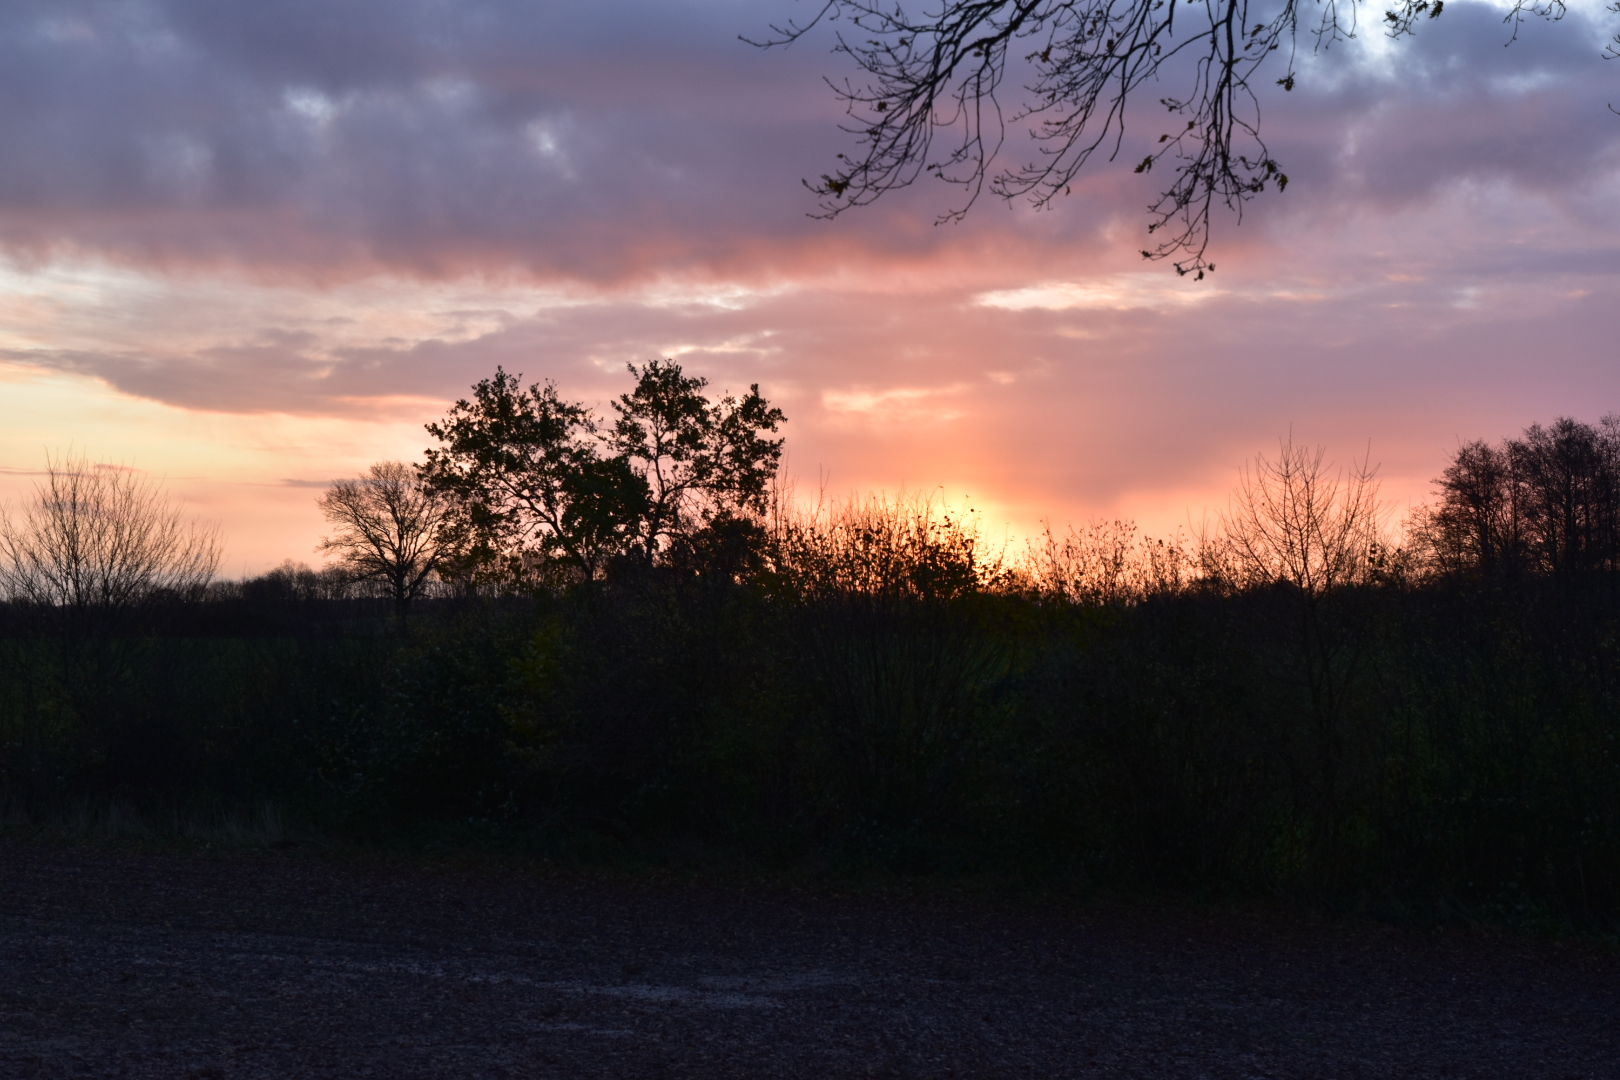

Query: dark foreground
0,841,1615,1079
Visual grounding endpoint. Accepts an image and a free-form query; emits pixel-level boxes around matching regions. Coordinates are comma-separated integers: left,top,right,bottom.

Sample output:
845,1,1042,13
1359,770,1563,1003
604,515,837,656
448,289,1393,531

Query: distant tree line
1,378,1616,930
1411,416,1620,582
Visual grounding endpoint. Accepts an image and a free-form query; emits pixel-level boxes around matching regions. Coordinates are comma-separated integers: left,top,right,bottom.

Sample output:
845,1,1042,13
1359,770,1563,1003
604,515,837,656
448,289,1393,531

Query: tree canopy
1412,415,1620,580
421,360,785,585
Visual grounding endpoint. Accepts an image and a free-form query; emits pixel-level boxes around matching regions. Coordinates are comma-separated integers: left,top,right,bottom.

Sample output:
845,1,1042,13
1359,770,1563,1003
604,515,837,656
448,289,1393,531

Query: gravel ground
0,839,1615,1079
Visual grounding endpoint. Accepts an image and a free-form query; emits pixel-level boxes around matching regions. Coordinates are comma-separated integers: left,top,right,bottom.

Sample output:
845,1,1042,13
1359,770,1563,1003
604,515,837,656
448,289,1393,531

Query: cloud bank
0,0,1616,568
0,0,1612,280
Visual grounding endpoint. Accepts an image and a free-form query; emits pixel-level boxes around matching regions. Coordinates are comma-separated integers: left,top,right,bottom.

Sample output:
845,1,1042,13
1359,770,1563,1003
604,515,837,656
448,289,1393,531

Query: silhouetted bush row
2,418,1618,931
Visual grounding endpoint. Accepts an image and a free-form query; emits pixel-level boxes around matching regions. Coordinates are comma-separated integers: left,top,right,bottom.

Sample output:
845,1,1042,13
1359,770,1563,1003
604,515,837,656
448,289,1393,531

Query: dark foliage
420,360,784,585
1412,416,1620,583
2,417,1618,930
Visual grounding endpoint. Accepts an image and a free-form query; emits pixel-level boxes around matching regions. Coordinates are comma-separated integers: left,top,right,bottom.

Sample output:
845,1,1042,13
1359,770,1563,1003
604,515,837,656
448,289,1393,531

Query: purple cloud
0,0,1610,281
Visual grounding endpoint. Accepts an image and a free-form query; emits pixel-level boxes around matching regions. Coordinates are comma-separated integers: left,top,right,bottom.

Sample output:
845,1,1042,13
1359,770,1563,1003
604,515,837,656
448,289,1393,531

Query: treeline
1,370,1617,929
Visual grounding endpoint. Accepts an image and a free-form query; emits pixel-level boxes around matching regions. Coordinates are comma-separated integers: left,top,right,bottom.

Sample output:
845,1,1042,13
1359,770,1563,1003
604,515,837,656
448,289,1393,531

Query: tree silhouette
609,359,786,565
317,461,450,619
756,0,1588,277
422,370,641,583
1413,416,1620,582
423,361,785,583
0,451,219,649
1212,436,1390,886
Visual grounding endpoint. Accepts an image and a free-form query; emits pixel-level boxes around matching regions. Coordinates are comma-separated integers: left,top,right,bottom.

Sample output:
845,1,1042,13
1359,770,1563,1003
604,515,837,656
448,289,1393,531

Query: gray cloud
0,0,1613,280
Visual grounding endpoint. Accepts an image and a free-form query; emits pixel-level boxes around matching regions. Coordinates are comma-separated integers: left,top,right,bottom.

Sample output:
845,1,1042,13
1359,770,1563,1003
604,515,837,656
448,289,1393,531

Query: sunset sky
1,0,1617,574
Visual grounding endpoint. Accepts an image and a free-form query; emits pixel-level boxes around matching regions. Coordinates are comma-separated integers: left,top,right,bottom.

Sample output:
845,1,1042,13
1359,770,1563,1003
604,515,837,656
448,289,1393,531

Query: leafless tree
755,0,1580,277
1214,436,1391,886
318,462,449,619
0,452,219,620
1221,436,1389,594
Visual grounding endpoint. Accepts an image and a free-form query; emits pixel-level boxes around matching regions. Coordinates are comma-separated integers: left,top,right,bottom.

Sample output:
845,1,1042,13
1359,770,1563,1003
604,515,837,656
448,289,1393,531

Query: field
3,838,1616,1078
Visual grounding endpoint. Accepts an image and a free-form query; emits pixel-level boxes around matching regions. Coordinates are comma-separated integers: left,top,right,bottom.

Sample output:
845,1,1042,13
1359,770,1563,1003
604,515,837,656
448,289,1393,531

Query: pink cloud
0,0,1616,570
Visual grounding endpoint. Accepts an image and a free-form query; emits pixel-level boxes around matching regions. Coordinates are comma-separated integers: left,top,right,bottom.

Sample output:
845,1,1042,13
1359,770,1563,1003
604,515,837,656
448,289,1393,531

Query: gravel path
0,840,1615,1078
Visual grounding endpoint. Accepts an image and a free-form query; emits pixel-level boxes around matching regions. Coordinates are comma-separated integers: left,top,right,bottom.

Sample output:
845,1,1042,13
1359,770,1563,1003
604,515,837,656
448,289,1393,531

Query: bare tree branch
0,451,219,625
754,0,1589,277
1220,435,1388,594
318,462,449,619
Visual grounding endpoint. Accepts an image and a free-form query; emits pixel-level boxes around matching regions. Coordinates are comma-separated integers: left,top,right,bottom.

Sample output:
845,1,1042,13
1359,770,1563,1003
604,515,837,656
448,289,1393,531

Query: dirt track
0,840,1615,1079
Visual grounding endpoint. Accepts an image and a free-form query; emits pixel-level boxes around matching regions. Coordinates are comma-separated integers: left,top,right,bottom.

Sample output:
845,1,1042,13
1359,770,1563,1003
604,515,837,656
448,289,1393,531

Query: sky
1,0,1617,574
